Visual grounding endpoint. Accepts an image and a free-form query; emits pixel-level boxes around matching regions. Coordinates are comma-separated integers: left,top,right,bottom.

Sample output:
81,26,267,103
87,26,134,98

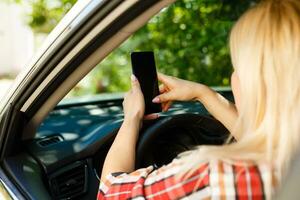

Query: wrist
193,83,207,101
123,116,142,130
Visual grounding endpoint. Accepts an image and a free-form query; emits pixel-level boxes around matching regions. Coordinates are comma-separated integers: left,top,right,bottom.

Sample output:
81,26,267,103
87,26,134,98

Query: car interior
0,0,259,199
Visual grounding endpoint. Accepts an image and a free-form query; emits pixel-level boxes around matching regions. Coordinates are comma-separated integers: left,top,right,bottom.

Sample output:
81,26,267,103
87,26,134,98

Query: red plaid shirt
98,159,276,199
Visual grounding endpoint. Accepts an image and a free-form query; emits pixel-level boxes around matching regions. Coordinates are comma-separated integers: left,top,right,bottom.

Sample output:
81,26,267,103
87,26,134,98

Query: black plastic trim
48,160,88,199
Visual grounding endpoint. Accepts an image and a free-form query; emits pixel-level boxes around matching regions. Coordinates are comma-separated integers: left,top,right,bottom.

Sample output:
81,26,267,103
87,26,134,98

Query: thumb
157,72,174,86
152,91,174,103
131,74,141,90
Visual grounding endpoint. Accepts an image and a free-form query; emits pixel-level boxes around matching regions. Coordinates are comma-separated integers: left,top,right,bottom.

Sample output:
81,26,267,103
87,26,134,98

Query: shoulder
209,160,273,199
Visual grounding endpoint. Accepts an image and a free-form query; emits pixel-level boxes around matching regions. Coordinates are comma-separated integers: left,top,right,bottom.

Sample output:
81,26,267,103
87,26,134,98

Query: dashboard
4,91,233,200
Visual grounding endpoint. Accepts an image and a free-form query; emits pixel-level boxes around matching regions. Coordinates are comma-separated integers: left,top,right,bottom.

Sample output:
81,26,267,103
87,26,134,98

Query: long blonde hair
178,0,300,195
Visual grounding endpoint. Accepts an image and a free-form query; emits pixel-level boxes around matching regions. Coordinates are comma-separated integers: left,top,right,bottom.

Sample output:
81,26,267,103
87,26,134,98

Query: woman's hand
123,75,159,125
101,74,160,180
153,73,203,111
153,73,238,133
123,75,145,123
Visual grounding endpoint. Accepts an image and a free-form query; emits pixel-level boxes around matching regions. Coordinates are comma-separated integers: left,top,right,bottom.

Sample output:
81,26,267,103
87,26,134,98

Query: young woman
98,0,300,199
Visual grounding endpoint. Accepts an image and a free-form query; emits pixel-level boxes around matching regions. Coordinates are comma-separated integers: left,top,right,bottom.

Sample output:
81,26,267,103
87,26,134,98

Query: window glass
65,0,257,98
38,0,258,139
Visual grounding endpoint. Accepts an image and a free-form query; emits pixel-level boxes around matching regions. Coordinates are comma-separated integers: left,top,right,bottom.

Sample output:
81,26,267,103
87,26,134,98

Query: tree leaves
19,0,76,33
18,0,257,96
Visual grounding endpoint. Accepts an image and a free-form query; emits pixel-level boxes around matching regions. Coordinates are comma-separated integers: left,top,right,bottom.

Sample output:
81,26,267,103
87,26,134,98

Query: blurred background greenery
12,0,257,97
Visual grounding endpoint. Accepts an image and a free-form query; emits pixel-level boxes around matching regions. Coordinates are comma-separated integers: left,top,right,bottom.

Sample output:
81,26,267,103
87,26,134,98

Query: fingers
162,101,172,111
131,74,141,91
157,72,174,85
144,113,160,120
152,91,173,103
154,80,174,103
159,84,168,93
158,83,172,111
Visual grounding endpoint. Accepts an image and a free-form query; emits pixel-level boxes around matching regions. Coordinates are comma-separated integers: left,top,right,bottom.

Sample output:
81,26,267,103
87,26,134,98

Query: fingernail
131,74,137,82
152,97,160,103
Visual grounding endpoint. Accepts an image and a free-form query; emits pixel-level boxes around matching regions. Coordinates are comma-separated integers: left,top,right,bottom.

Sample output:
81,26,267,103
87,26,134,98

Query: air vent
37,136,63,147
49,161,88,199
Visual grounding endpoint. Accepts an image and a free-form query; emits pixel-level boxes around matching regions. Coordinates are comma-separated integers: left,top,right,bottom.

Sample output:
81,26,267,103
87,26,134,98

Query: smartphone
131,51,162,115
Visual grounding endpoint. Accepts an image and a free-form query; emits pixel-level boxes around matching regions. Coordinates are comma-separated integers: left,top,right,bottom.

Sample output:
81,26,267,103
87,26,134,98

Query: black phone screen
131,52,162,115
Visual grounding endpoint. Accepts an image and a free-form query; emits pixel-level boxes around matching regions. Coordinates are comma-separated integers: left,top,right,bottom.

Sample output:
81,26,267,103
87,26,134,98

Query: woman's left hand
101,75,158,180
123,75,159,125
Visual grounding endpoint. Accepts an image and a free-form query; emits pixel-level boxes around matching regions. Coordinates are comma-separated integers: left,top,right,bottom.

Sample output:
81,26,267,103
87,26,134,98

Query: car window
64,0,257,98
37,0,257,139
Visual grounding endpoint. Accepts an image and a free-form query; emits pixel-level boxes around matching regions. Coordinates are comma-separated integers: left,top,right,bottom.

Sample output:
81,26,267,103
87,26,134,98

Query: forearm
101,118,140,180
195,84,238,135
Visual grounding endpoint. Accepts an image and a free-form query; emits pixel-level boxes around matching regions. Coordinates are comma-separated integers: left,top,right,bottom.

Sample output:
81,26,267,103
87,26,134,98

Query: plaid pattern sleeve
97,160,274,199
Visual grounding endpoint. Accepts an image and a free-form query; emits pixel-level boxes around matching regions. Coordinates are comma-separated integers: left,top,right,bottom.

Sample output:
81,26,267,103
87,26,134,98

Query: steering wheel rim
136,113,230,169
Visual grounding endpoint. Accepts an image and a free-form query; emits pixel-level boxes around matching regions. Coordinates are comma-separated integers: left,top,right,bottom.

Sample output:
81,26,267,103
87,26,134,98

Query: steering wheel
136,114,231,169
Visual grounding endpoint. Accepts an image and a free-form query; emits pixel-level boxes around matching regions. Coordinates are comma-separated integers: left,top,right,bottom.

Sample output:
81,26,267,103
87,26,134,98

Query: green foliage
72,0,257,96
16,0,257,96
19,0,76,33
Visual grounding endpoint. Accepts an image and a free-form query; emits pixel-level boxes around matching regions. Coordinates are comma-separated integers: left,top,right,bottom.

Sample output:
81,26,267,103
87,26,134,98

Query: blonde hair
177,0,300,197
